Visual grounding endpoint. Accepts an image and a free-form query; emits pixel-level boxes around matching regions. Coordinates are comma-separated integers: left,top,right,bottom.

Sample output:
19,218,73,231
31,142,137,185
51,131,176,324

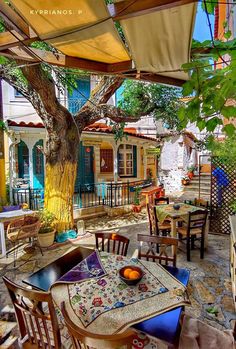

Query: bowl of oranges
119,265,143,285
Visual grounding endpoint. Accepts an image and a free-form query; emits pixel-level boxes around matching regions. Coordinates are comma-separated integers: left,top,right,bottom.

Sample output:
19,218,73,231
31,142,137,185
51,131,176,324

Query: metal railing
73,179,152,208
12,188,44,210
12,179,152,210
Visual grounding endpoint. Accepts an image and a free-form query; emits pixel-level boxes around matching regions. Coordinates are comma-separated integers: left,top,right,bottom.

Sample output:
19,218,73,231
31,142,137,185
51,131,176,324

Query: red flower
92,297,103,307
138,283,148,292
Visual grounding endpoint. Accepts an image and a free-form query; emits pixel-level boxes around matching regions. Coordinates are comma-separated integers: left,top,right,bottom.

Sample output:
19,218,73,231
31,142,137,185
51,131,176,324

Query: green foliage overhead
118,80,183,130
179,0,236,139
206,135,236,165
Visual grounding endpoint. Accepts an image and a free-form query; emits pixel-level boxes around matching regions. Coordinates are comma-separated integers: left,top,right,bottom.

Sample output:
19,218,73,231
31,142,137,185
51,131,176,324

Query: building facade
2,79,158,194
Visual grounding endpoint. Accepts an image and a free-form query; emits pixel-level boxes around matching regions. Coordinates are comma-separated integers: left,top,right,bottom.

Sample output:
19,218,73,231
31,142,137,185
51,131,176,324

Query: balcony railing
12,180,152,210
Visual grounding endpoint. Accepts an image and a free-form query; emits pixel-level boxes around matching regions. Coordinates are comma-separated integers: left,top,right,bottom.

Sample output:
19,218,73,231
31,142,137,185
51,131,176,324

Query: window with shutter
100,149,113,173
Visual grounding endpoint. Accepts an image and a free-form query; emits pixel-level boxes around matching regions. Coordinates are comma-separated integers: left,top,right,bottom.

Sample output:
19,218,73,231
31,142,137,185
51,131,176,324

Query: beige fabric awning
119,3,197,81
10,0,131,63
3,0,197,84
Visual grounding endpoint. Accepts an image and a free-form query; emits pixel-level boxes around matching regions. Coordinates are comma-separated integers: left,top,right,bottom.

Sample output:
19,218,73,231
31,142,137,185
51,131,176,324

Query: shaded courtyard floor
0,211,235,334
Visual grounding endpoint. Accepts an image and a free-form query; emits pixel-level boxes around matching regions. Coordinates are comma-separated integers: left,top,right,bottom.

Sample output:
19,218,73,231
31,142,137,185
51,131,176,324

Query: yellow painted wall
100,142,113,149
146,155,157,179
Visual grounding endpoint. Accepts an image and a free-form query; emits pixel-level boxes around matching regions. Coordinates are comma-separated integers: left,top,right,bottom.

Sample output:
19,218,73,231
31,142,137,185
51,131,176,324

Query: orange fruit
123,268,133,279
129,271,141,280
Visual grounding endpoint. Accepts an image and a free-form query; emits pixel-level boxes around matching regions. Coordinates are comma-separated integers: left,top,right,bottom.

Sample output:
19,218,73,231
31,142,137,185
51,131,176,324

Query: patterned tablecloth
155,203,204,224
51,251,189,336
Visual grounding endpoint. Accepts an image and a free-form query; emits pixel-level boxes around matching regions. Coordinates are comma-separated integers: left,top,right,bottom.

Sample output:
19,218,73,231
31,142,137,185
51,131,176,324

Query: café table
155,203,209,248
23,246,190,346
0,209,34,257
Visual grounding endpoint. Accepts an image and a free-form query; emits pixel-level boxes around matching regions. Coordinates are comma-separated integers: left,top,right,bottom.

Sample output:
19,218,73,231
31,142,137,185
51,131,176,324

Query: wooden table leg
171,218,177,238
205,217,209,249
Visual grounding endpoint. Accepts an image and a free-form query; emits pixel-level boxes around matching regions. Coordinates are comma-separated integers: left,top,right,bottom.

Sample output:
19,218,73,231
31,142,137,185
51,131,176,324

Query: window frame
118,144,134,177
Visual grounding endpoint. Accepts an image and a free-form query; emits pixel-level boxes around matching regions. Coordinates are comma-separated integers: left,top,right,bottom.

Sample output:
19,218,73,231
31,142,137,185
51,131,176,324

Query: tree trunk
43,111,80,232
44,161,77,232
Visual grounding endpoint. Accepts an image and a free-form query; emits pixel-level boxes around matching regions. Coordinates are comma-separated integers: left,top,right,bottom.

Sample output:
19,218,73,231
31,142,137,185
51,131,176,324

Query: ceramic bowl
119,265,143,286
173,204,180,210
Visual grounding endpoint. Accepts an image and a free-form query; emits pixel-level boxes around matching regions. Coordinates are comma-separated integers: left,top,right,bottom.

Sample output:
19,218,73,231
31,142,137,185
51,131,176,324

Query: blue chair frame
133,265,190,347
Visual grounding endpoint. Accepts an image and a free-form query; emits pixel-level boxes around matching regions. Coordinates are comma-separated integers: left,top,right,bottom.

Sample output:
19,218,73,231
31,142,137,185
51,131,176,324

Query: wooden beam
140,73,186,87
0,49,36,61
0,31,36,51
107,60,133,73
0,0,30,39
2,46,132,74
108,0,197,21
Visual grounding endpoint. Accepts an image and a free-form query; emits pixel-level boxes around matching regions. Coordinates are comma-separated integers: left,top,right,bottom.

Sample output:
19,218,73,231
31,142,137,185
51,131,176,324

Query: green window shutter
133,145,137,177
18,140,29,179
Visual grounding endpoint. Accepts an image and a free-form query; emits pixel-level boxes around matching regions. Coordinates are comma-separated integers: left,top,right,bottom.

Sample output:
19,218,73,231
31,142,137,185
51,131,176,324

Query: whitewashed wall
159,136,185,193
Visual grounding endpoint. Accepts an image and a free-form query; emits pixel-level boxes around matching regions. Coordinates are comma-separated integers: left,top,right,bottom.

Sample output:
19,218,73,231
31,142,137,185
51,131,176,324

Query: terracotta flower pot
132,204,142,213
182,179,189,185
187,172,194,180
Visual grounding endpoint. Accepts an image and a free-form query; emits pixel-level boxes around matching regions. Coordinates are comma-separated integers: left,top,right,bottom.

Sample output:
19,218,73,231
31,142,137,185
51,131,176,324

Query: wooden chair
2,276,62,349
95,232,130,256
137,234,178,267
154,197,169,205
194,198,209,209
147,203,171,236
176,209,208,261
6,215,42,266
61,302,134,349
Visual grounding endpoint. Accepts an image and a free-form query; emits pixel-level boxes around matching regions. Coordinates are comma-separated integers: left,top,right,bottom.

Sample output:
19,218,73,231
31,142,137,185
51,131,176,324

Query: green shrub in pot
37,209,57,247
38,209,56,233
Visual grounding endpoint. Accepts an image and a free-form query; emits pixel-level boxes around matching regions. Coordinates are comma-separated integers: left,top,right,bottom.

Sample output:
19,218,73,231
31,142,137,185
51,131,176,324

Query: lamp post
0,78,6,203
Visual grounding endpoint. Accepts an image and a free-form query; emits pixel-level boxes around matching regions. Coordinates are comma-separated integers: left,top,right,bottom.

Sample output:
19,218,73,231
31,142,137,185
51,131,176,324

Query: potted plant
37,209,56,247
181,175,190,185
132,187,142,213
187,165,196,180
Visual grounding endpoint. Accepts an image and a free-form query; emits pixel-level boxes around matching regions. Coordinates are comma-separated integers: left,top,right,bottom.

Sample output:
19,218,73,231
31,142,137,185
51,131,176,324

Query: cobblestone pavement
0,210,235,333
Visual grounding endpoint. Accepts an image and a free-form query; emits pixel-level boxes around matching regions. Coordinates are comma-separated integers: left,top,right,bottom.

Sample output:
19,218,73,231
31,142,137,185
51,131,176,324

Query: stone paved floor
0,210,235,334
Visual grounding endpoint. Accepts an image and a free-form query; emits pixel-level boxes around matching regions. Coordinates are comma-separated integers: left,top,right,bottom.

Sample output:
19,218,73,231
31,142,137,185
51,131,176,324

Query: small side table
141,186,165,205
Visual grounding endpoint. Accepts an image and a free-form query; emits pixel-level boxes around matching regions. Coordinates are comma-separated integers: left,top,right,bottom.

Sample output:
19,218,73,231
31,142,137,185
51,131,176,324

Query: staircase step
184,187,210,194
186,181,210,186
186,184,210,190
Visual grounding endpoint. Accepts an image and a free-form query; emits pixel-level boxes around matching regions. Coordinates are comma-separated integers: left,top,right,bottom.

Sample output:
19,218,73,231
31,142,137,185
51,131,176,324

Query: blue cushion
133,265,190,344
2,205,21,212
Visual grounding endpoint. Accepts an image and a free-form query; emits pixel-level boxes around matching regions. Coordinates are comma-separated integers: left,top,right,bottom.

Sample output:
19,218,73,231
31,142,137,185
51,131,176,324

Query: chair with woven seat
147,203,171,236
95,232,130,256
61,301,134,349
2,276,62,349
176,209,208,261
6,215,42,266
137,234,178,267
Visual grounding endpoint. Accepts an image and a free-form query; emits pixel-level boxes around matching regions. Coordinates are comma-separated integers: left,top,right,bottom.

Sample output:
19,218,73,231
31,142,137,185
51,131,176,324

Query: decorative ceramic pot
38,229,56,247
